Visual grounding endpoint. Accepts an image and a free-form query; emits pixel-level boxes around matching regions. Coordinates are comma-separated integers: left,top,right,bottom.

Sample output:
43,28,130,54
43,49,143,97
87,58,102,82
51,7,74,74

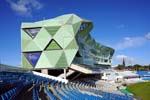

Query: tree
115,64,124,70
133,64,141,71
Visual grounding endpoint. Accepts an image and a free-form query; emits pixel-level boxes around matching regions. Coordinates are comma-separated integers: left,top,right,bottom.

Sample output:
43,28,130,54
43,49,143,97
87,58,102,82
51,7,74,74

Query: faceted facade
21,14,114,69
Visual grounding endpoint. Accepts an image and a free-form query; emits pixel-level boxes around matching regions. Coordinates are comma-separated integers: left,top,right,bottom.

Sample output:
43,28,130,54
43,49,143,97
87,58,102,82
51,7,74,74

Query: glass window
23,27,41,38
24,52,41,67
45,39,62,50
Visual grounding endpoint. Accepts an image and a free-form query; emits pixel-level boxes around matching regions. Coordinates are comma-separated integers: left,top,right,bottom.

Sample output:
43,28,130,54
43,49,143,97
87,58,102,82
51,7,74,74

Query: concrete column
41,69,48,75
64,68,66,79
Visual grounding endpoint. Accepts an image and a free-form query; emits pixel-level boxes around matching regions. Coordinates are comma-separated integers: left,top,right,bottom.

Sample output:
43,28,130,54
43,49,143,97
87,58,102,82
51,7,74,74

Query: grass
126,82,150,100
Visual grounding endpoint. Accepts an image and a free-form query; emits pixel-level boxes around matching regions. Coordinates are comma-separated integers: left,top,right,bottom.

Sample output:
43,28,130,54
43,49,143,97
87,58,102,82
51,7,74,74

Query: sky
0,0,150,67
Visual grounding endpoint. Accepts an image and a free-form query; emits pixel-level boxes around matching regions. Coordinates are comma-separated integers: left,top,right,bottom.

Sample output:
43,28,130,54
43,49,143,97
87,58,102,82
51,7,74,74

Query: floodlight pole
0,59,2,72
64,68,66,79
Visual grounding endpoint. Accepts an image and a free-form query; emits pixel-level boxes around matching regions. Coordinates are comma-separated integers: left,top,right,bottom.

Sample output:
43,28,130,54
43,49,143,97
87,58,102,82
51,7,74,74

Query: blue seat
44,84,57,100
33,83,40,100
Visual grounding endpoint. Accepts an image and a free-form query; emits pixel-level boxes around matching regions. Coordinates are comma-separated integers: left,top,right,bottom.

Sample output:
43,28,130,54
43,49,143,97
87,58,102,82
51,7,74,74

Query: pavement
95,80,124,95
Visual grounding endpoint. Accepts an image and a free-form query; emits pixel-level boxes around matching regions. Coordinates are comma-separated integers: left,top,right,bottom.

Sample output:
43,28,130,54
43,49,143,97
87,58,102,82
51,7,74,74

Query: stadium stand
0,71,134,100
0,14,136,100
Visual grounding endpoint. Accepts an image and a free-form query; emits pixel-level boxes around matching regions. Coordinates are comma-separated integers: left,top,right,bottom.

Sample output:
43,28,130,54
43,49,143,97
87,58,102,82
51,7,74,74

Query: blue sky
0,0,150,66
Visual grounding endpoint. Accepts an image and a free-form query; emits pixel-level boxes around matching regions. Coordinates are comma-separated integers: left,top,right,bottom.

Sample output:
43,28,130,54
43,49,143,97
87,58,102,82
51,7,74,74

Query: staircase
58,69,75,78
69,64,94,74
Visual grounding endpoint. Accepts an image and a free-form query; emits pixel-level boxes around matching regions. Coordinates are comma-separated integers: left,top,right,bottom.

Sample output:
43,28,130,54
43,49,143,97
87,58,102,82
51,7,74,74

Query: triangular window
23,27,41,38
45,39,62,50
24,52,41,67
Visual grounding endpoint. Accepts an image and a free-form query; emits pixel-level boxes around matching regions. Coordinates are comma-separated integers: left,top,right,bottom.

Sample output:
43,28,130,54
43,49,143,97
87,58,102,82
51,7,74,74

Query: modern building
21,14,114,70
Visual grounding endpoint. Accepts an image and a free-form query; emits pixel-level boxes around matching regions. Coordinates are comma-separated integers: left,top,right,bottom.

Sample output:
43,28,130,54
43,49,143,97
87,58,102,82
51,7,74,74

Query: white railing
32,71,68,84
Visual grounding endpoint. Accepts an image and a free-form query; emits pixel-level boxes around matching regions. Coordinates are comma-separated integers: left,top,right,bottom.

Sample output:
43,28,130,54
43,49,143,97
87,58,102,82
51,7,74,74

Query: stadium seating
0,71,134,100
33,83,40,100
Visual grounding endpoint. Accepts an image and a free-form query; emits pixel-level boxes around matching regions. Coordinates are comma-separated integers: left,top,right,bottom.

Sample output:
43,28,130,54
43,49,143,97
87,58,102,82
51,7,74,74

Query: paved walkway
95,80,124,95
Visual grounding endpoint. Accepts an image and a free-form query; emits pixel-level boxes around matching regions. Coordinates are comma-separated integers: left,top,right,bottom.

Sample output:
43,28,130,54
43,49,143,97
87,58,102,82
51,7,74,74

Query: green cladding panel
21,14,114,69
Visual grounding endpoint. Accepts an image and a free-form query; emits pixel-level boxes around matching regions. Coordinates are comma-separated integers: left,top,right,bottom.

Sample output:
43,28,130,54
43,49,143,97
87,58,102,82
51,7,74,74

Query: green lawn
126,82,150,100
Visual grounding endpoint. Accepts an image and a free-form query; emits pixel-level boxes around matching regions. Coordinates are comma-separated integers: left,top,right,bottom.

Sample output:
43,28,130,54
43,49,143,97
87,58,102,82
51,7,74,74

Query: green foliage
127,82,150,100
114,64,150,71
115,64,125,70
122,83,127,86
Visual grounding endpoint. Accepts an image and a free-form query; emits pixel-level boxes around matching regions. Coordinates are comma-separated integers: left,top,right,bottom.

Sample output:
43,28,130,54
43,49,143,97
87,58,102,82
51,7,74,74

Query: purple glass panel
24,52,41,67
23,27,41,38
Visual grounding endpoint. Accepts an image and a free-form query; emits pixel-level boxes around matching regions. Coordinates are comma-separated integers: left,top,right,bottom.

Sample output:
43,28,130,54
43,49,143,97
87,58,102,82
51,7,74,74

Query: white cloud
113,36,146,50
145,32,150,40
6,0,43,16
115,55,137,65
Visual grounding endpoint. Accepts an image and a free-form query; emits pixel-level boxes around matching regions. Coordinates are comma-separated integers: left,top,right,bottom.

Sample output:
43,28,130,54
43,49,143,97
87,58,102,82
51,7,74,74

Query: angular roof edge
21,14,93,28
